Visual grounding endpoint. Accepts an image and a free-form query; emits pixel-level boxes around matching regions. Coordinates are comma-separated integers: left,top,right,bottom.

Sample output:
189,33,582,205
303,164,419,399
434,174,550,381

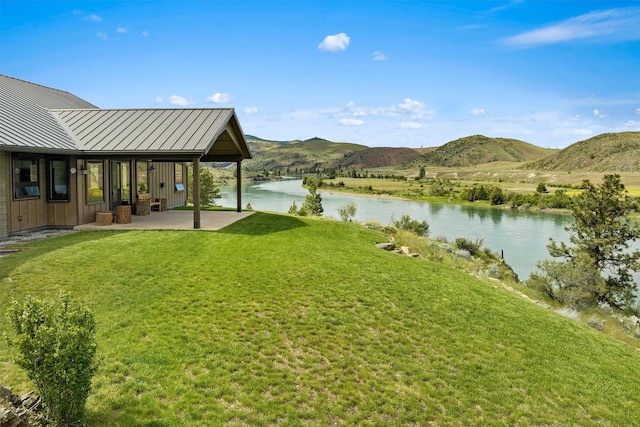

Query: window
136,161,149,193
175,163,184,191
13,158,40,199
86,161,104,204
48,159,70,201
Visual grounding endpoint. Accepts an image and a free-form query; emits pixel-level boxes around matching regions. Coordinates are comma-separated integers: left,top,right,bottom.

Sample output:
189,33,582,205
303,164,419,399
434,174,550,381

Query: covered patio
74,209,254,231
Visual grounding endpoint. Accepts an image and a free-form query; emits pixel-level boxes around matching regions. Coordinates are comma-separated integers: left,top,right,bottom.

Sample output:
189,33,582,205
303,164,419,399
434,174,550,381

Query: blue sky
1,1,639,148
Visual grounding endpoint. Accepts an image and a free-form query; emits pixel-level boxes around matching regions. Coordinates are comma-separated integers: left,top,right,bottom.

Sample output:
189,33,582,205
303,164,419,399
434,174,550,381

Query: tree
536,182,548,194
6,293,98,426
338,202,357,222
188,165,220,206
301,183,324,216
533,174,640,311
489,187,505,205
418,166,426,180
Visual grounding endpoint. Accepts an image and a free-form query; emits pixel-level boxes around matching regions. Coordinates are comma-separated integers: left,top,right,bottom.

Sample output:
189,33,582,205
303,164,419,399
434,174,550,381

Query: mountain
243,136,368,172
525,132,640,172
414,135,556,167
335,147,424,169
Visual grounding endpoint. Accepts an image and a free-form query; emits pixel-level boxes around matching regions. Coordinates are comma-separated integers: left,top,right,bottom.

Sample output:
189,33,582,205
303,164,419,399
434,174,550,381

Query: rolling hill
243,135,368,172
525,132,640,172
234,132,640,174
414,135,556,167
335,147,423,169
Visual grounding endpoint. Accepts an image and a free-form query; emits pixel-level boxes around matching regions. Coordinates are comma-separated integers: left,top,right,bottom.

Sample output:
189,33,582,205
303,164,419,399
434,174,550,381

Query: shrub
337,202,357,222
6,293,98,426
393,214,430,236
454,237,484,256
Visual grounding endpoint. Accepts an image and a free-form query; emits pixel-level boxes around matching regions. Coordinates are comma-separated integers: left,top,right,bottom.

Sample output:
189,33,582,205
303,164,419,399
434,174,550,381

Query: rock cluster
375,241,419,258
0,385,43,427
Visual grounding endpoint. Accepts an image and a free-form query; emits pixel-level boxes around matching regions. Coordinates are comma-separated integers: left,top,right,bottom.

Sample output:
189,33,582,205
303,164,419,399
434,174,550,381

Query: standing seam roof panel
162,110,207,150
181,110,228,151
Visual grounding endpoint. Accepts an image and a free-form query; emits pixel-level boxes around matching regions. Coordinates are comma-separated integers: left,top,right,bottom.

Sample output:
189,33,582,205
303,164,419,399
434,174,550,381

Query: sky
1,0,639,149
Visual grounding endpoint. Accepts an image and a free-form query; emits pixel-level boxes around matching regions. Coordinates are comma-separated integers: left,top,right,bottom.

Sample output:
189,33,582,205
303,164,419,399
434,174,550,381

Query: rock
375,242,395,251
399,246,411,255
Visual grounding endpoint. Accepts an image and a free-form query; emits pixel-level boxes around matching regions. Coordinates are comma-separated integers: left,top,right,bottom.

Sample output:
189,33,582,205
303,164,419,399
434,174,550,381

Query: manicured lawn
2,212,640,425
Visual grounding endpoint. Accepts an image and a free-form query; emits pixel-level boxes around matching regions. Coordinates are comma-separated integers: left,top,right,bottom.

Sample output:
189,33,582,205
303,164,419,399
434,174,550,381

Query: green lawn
2,212,640,425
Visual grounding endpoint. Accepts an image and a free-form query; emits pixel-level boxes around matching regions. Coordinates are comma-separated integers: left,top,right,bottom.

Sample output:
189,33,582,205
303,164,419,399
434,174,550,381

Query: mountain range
241,132,640,173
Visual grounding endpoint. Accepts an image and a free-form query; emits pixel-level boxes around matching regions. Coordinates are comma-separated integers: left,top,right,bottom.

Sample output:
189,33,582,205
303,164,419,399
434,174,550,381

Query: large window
48,158,70,201
86,161,104,204
136,161,149,193
13,157,40,199
175,163,184,191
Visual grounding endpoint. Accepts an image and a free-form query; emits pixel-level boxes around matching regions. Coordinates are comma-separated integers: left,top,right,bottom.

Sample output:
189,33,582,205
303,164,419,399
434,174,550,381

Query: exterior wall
46,155,78,228
2,156,188,233
77,158,110,225
8,157,48,233
0,152,9,238
147,162,187,208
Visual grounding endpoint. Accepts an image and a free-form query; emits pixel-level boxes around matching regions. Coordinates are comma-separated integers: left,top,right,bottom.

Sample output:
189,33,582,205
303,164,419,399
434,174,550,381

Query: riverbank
312,177,575,216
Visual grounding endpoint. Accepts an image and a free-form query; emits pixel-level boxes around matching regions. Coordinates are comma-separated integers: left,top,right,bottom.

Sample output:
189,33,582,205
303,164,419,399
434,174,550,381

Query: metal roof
0,74,96,152
0,74,251,160
51,108,251,159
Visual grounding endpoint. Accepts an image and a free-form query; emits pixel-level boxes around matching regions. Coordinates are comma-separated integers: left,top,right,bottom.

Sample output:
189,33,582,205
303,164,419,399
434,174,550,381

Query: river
217,178,573,280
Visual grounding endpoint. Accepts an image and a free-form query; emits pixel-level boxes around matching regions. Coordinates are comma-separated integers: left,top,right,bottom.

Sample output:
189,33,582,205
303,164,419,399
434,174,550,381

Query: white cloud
243,106,258,114
593,109,607,118
470,108,486,117
635,108,640,115
155,97,164,105
169,95,195,107
206,93,232,103
96,32,108,40
339,99,434,120
502,7,640,48
318,33,350,52
372,51,387,61
142,31,149,37
117,27,127,33
624,120,640,127
339,118,364,126
84,14,103,23
392,98,433,119
400,122,422,129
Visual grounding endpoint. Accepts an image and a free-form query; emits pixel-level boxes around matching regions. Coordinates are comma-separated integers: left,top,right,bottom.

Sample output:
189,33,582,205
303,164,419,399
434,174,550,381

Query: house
0,74,252,238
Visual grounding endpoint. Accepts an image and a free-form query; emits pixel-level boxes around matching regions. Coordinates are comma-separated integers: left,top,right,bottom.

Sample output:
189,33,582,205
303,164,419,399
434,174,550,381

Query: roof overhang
39,107,252,162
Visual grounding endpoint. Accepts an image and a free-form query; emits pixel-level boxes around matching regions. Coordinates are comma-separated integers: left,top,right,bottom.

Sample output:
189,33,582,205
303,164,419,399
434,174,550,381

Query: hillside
335,147,422,169
415,135,556,167
525,132,640,172
2,215,640,424
243,136,368,172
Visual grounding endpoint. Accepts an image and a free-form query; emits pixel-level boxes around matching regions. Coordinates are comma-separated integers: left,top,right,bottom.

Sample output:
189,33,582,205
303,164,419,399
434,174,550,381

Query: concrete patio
74,210,255,231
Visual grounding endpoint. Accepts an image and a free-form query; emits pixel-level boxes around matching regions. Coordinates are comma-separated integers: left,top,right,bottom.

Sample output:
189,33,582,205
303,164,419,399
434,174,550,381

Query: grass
2,212,640,425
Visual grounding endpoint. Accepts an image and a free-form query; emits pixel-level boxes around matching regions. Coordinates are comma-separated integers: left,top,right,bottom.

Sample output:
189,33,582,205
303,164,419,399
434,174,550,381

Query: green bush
393,214,429,236
6,293,98,426
454,237,484,256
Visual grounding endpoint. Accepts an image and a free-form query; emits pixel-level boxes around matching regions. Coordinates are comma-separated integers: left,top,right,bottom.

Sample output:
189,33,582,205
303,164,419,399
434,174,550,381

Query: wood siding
8,157,47,233
46,155,78,227
0,152,8,238
146,162,187,209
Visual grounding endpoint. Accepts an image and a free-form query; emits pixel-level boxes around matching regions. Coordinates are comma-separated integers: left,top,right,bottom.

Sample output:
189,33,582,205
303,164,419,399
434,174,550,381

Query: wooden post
193,157,200,229
236,160,242,212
